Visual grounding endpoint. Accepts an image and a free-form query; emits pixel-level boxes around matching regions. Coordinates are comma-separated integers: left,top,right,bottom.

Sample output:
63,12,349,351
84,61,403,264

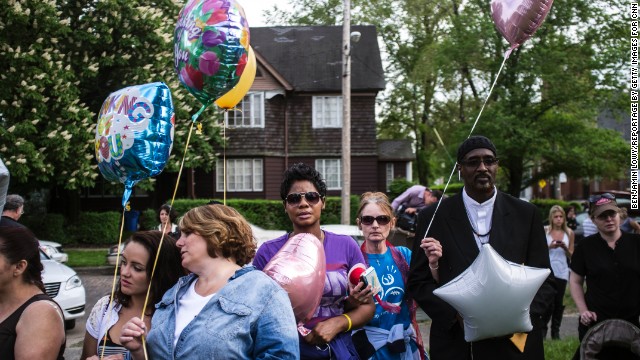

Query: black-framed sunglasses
285,191,323,205
459,157,499,168
360,215,391,226
589,193,615,204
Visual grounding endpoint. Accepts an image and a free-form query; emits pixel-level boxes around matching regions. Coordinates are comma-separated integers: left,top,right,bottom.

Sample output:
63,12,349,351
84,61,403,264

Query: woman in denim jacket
120,204,299,359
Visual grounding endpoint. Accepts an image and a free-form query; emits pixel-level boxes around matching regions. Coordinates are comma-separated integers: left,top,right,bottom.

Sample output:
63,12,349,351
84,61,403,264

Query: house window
312,96,342,128
386,163,394,191
216,159,263,192
316,159,341,190
228,92,264,127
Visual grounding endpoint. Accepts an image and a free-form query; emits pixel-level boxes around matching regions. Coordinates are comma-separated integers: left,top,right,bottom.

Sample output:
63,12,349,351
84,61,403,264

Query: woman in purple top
253,163,375,359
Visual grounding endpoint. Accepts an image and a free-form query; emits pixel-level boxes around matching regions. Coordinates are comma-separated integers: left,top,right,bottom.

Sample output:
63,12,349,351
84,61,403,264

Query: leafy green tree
0,0,226,211
266,0,629,196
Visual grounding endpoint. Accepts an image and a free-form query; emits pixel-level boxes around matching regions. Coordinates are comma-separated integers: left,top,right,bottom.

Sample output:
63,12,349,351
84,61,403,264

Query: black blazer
407,191,556,360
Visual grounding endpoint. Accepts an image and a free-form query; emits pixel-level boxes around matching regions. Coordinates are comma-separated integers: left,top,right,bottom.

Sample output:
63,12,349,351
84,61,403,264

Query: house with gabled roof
81,25,415,210
164,25,414,201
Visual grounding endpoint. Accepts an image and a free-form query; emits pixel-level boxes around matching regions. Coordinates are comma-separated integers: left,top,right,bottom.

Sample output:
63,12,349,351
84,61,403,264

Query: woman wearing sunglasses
351,192,432,360
253,163,375,359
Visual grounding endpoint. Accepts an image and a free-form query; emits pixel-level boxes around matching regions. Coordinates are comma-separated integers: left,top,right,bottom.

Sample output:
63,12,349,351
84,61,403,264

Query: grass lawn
66,248,109,267
544,337,580,360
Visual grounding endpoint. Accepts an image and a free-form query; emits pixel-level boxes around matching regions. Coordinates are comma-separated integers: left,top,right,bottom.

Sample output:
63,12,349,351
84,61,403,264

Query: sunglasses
285,191,323,205
459,157,499,168
589,193,615,204
360,215,391,226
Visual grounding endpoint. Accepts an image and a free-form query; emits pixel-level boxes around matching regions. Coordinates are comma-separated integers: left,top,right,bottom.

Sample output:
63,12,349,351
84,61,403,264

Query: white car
320,224,364,244
106,224,286,265
40,249,86,330
251,224,287,248
39,240,68,263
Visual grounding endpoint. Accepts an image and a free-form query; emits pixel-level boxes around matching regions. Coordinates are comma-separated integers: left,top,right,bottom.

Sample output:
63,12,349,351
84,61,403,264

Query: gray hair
4,194,24,211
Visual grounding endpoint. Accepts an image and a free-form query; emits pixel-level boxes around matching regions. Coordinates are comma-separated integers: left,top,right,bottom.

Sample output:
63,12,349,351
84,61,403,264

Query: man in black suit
407,135,555,359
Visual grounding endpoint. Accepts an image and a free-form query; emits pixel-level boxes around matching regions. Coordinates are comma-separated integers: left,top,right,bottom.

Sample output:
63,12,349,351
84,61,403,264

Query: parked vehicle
40,249,86,330
320,224,364,244
106,223,287,265
39,240,68,263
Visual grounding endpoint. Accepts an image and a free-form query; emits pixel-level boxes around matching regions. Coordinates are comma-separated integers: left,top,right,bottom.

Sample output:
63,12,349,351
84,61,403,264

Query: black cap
457,136,497,162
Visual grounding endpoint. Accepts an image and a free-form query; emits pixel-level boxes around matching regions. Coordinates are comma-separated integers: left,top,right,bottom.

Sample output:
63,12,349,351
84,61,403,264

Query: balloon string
223,111,227,205
421,51,510,243
100,208,126,360
191,103,209,123
140,119,197,360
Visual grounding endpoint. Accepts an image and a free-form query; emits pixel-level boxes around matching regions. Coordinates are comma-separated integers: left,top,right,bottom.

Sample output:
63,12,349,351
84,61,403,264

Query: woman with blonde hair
351,192,434,359
120,204,299,359
543,205,575,339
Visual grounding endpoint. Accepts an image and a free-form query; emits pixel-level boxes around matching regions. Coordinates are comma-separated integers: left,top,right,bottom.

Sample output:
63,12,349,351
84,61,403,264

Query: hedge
18,195,580,246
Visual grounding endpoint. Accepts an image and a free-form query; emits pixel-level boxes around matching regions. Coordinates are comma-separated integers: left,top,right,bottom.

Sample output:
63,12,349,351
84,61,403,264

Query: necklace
463,204,492,240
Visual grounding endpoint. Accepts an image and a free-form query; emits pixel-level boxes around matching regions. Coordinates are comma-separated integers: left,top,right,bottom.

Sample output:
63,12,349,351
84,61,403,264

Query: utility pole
341,0,351,225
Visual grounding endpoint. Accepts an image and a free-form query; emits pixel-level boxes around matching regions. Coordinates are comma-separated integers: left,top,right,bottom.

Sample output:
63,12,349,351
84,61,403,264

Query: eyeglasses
596,211,618,220
285,192,323,205
459,157,499,168
360,215,391,226
589,193,615,204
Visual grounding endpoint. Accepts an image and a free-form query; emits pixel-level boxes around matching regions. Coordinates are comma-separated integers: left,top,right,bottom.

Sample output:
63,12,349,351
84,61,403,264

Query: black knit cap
457,135,497,162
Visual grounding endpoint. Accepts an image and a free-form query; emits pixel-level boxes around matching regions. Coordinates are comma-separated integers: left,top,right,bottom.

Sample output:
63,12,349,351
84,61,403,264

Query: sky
241,0,281,27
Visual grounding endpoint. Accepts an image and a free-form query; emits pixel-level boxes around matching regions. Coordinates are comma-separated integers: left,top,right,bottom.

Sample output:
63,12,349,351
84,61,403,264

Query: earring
458,171,461,181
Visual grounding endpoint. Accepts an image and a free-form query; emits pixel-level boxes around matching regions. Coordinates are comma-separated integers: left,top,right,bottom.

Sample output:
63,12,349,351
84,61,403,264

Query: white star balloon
434,244,550,342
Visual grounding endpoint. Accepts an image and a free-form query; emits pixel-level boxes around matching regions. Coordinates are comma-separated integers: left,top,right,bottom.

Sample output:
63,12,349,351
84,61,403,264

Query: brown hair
0,226,45,292
179,205,256,266
115,231,185,310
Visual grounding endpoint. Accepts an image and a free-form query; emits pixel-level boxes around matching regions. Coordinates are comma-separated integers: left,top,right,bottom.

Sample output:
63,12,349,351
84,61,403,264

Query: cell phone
359,274,369,287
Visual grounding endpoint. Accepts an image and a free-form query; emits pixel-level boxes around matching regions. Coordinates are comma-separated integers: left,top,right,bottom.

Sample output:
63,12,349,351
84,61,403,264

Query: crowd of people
1,137,639,360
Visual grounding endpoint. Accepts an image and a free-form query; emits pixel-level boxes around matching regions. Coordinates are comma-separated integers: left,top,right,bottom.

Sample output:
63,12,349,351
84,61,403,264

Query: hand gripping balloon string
137,120,198,360
421,52,510,249
100,209,127,360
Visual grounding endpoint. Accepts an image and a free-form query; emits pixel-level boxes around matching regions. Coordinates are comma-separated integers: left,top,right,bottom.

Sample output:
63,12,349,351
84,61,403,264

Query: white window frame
312,96,342,128
386,163,394,191
227,92,264,128
315,159,341,190
216,159,263,192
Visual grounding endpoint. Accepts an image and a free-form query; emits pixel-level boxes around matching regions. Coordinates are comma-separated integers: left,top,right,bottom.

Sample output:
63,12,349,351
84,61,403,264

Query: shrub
530,199,583,222
21,213,66,243
68,212,122,245
387,178,415,199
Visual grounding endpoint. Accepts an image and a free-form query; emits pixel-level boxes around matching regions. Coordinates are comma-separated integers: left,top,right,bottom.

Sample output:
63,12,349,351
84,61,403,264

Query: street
65,268,579,359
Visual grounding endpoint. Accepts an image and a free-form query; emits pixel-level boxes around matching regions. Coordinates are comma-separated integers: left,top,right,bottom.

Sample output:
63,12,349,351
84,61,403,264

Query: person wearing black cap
568,193,640,360
407,135,555,360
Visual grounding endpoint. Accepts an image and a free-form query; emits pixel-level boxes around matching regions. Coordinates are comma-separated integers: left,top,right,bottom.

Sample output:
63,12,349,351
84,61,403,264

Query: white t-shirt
174,279,215,347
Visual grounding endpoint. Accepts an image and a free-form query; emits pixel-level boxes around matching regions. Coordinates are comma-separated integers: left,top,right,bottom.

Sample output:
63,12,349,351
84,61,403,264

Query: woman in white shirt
157,204,179,237
542,205,574,340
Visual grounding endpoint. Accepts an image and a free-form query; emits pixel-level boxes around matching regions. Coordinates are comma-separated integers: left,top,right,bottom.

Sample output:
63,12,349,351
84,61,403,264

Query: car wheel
64,319,76,330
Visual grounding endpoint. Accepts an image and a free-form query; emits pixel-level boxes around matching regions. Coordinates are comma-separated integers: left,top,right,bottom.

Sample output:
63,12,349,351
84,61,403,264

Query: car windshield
39,249,51,260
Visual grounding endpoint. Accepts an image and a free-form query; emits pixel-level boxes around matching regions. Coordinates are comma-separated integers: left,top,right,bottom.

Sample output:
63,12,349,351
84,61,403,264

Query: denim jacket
146,265,299,359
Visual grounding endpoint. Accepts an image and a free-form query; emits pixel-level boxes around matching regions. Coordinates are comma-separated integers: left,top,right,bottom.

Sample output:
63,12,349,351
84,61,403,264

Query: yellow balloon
215,46,257,109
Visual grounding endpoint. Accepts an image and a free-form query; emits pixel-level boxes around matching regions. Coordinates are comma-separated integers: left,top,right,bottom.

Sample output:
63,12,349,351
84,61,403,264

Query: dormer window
312,96,342,128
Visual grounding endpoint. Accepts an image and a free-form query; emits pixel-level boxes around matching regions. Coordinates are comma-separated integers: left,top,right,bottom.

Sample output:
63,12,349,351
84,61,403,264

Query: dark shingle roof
377,140,415,161
251,25,385,92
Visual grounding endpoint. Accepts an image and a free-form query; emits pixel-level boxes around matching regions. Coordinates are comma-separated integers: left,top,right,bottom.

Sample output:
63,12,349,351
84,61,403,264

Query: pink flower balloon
491,0,554,52
262,233,326,324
